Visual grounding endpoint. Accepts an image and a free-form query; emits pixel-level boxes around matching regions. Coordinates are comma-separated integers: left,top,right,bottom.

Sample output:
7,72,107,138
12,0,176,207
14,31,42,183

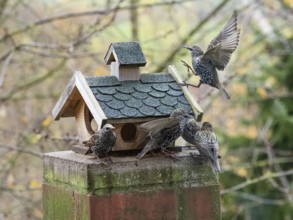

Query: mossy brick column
43,150,221,220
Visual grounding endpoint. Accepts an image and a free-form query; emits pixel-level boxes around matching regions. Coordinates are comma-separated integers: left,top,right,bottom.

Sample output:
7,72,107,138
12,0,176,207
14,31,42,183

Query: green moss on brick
43,185,90,220
43,151,221,220
43,185,76,220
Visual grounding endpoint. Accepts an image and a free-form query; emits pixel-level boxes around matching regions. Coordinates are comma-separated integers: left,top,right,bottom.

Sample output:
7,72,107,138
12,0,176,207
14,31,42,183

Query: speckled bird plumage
89,124,116,158
137,108,191,159
194,122,222,173
181,116,201,144
181,10,240,99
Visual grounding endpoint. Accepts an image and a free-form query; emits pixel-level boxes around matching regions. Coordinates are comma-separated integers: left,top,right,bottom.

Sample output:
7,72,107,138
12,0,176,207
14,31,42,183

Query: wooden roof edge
74,71,107,129
104,43,119,65
104,43,115,65
51,74,76,120
167,65,204,121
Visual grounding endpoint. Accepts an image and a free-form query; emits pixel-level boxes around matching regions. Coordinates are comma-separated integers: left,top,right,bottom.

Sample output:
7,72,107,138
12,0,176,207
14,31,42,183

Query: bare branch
0,0,196,44
155,0,231,72
0,58,67,102
20,48,103,59
260,119,293,202
0,0,9,18
231,192,285,206
0,144,42,158
221,169,293,195
0,49,14,87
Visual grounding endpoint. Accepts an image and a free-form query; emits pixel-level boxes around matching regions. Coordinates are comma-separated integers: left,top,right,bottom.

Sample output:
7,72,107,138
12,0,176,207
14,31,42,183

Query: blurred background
0,0,292,219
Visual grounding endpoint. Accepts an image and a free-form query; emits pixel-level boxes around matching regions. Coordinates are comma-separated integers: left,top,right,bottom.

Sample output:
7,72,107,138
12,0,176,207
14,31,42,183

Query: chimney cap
104,42,147,66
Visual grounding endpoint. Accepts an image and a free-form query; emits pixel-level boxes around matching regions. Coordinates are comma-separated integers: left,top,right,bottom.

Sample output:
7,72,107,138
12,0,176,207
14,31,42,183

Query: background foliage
0,0,292,219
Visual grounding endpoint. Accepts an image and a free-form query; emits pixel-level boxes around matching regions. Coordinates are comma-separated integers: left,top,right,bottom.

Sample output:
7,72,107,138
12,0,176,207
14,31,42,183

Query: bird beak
180,45,192,51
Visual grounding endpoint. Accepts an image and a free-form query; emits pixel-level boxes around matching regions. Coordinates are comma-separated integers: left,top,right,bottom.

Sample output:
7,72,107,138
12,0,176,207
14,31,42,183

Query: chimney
104,42,147,81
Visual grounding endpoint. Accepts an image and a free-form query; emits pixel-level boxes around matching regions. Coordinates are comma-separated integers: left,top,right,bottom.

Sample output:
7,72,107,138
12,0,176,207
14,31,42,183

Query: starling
193,122,222,173
88,124,116,162
181,10,240,99
181,116,201,144
136,108,192,159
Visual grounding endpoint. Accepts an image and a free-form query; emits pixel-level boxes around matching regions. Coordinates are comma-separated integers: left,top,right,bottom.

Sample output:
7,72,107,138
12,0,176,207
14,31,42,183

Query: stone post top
44,149,207,165
43,150,219,195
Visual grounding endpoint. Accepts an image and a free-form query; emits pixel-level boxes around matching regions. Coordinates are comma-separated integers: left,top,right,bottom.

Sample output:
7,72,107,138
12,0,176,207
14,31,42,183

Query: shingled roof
86,73,193,119
104,42,147,66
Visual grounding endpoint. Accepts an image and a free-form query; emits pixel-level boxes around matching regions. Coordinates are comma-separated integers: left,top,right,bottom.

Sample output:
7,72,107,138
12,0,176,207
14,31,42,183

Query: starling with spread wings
181,10,240,99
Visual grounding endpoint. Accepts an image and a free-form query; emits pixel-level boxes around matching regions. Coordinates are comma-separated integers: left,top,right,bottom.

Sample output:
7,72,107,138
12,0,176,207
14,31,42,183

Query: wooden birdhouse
52,41,203,153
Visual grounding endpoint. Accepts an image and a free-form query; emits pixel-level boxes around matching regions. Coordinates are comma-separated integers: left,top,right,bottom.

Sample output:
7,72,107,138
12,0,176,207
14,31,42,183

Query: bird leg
96,156,108,165
190,152,208,159
179,81,202,88
181,60,197,76
105,153,113,163
161,149,179,160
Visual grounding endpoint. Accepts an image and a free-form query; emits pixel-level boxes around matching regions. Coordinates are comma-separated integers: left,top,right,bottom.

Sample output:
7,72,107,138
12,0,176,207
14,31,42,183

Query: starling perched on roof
86,124,116,163
181,10,240,99
136,108,192,159
193,122,222,173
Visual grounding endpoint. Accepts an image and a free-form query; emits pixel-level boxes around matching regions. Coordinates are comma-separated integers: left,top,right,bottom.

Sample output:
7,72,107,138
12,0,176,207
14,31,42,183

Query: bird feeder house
52,41,203,153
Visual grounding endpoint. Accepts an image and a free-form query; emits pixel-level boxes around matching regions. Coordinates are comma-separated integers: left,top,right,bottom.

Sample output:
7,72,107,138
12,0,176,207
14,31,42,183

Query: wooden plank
104,44,114,64
75,101,95,142
168,65,203,121
111,121,149,151
52,75,76,120
119,66,140,81
106,117,166,125
111,61,119,78
74,71,107,129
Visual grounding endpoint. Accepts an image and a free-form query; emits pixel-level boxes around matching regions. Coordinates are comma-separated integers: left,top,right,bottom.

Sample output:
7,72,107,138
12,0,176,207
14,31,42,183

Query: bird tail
136,142,152,160
211,159,223,173
218,83,230,99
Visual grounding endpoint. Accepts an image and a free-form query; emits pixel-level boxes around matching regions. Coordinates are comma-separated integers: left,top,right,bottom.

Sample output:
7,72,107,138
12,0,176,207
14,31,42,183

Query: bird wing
82,134,97,147
139,118,179,138
202,10,240,70
195,142,214,162
185,118,200,134
91,132,104,150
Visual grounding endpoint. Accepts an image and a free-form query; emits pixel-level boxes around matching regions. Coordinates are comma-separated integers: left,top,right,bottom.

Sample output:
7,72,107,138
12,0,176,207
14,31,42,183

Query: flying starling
136,108,191,159
87,124,116,163
181,10,240,99
193,122,222,173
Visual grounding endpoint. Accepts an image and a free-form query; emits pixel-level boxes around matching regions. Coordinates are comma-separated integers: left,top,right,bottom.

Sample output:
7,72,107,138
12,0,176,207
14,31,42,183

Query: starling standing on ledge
193,122,222,173
181,10,240,99
182,116,201,144
84,124,116,163
137,108,192,159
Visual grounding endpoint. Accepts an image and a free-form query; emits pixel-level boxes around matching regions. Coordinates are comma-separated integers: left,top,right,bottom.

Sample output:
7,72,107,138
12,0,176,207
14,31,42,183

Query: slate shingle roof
86,73,193,119
105,42,146,66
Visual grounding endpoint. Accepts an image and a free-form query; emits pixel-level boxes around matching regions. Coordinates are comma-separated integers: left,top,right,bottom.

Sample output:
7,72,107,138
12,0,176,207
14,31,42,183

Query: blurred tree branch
221,169,293,195
155,0,231,72
0,0,195,44
0,144,42,158
0,58,67,103
0,0,8,18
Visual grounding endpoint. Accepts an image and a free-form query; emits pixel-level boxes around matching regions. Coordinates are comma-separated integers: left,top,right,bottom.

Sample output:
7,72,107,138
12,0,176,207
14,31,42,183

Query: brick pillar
43,150,221,220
